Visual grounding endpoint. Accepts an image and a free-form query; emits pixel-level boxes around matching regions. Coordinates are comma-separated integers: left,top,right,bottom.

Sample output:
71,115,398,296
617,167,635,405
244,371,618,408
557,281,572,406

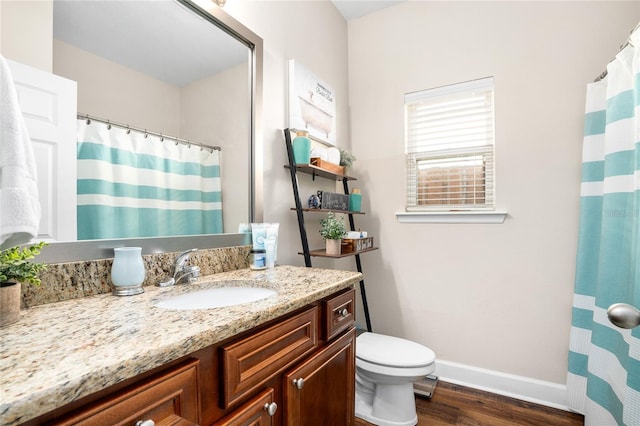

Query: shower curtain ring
126,126,131,135
144,130,148,139
106,120,111,130
86,114,91,125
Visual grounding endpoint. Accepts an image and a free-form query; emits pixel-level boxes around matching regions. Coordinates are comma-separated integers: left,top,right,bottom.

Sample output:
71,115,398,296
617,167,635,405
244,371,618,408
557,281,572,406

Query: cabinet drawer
56,358,200,426
222,307,319,408
214,388,276,426
323,288,355,341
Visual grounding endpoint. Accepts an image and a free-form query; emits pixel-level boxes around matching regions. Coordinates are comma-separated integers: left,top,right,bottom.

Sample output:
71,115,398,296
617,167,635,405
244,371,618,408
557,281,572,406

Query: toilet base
355,381,418,426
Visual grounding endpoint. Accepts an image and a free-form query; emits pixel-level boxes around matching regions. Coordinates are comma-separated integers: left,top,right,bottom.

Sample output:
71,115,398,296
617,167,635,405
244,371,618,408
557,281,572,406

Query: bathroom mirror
39,0,263,263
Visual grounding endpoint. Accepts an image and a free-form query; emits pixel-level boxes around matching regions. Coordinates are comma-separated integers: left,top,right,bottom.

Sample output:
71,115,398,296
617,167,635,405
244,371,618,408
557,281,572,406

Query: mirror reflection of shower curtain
76,119,223,239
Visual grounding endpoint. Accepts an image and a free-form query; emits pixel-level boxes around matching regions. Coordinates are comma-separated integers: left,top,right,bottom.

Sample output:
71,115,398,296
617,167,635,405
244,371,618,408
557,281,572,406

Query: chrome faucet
157,248,201,287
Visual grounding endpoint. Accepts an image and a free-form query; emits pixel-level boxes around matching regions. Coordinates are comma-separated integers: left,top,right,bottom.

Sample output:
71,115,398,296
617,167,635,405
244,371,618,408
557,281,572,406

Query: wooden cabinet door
283,328,355,426
214,388,277,426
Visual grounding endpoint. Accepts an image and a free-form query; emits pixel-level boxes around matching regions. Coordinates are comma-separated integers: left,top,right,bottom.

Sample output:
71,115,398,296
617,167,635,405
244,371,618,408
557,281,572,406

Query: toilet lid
356,332,435,368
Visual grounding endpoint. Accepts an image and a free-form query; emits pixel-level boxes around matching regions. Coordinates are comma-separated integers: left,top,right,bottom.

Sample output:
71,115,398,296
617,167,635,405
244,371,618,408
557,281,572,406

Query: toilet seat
356,332,435,368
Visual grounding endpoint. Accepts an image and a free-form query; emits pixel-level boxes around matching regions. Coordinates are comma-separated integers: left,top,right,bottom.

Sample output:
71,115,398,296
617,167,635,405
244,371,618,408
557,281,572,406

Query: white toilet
355,332,436,426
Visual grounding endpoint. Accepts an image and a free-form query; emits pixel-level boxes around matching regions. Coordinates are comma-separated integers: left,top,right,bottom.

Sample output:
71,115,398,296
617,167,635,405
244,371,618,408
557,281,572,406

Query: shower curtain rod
594,22,639,82
77,113,222,152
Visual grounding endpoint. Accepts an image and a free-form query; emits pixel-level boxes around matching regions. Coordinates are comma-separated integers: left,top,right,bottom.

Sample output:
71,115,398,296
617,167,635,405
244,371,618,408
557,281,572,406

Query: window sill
395,211,508,224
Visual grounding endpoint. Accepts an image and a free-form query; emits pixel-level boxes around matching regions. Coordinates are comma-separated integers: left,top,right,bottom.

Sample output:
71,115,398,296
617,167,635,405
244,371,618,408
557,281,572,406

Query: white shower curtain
567,28,640,425
76,119,223,239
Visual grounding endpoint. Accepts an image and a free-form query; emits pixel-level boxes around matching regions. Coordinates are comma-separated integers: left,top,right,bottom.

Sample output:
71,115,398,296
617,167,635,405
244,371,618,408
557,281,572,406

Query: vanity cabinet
218,288,355,426
23,287,355,426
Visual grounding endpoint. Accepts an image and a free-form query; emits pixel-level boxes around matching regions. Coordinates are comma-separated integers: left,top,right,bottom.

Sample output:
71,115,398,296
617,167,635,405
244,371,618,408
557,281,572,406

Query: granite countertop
0,265,362,426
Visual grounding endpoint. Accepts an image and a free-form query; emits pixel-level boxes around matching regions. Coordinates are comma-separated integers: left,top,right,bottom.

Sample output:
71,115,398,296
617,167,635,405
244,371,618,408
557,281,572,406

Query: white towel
0,55,41,249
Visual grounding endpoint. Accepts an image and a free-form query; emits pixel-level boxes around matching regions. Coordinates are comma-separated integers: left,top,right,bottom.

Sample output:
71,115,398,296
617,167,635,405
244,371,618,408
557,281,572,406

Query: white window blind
404,77,495,211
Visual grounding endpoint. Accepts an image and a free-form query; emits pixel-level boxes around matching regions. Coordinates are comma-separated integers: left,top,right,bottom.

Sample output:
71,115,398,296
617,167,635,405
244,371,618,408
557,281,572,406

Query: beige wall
1,0,52,71
53,40,181,135
347,0,639,385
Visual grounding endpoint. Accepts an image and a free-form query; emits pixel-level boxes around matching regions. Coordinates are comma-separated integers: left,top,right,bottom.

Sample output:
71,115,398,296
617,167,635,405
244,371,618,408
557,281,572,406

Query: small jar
349,188,362,212
249,249,266,270
292,130,311,165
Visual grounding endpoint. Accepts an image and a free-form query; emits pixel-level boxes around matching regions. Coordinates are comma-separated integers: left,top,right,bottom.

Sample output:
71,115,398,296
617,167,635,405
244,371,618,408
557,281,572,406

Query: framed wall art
288,59,336,146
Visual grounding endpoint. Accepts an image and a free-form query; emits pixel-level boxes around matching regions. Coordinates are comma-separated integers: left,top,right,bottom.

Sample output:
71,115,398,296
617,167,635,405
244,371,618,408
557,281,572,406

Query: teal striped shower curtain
567,30,640,425
76,119,223,239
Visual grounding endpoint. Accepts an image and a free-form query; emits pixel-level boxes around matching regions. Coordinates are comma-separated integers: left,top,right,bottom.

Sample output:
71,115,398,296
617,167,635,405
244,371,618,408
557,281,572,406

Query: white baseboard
434,359,575,412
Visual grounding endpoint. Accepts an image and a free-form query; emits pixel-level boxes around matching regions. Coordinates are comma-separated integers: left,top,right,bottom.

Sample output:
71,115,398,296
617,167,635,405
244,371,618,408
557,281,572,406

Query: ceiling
332,0,405,20
53,0,248,87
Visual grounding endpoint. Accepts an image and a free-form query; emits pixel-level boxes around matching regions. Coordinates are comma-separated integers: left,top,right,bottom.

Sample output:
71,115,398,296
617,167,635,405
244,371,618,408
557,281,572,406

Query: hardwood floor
355,381,584,426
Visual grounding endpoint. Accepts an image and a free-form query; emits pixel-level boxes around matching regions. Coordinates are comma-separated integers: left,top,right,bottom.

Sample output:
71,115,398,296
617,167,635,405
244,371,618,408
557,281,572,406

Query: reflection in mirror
52,0,251,240
37,0,263,263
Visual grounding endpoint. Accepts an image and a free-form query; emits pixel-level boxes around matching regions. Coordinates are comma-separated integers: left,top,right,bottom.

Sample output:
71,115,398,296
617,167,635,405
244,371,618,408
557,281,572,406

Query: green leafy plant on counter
0,242,48,285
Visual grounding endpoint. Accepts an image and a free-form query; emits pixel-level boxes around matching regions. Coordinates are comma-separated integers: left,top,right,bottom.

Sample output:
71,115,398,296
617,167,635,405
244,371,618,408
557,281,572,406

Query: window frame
397,77,506,224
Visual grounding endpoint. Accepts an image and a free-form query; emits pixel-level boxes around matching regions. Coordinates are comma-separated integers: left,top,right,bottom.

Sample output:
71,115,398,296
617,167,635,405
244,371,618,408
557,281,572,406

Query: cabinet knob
135,421,155,426
293,377,305,389
338,308,349,318
263,401,278,416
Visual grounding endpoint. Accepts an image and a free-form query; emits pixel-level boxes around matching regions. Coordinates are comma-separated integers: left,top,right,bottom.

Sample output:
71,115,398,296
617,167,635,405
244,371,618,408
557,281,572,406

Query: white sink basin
155,285,277,310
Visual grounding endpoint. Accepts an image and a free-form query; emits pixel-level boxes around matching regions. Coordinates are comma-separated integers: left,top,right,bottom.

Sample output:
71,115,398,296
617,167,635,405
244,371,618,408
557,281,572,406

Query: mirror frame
39,0,263,263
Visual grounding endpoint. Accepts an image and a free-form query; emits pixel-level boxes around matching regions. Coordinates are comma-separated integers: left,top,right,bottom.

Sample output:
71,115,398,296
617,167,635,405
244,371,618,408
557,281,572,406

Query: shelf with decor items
301,246,379,258
284,128,376,332
283,163,356,181
289,207,365,214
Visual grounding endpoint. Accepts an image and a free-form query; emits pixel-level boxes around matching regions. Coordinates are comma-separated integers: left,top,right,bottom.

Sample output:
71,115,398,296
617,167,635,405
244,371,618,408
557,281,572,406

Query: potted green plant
0,241,48,327
339,149,357,169
319,212,347,255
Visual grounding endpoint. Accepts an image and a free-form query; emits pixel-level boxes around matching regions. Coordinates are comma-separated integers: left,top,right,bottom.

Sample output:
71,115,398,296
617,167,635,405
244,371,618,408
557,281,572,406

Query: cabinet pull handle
263,401,278,416
293,377,305,389
338,308,349,318
135,421,155,426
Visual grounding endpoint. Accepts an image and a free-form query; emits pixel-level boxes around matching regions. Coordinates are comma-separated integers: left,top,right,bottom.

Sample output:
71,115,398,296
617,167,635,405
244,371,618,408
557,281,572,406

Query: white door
7,59,77,242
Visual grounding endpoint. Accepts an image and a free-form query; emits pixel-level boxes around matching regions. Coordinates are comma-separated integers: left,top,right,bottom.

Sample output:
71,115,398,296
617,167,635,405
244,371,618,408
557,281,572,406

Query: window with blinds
404,77,495,211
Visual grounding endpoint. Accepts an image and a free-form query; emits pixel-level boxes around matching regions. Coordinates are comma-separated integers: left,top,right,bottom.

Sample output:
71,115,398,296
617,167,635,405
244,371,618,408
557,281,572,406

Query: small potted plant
319,212,347,255
0,241,48,327
339,149,357,169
